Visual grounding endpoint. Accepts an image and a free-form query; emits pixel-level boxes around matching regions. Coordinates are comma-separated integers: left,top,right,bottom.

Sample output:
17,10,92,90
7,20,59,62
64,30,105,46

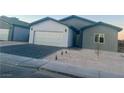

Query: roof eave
81,22,123,32
98,22,123,32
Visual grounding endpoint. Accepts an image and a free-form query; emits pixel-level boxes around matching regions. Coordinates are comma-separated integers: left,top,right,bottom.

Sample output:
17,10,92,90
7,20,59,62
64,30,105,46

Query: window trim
94,33,105,44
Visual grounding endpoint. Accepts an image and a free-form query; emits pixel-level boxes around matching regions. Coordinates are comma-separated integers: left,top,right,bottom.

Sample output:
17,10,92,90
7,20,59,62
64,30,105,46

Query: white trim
94,33,105,44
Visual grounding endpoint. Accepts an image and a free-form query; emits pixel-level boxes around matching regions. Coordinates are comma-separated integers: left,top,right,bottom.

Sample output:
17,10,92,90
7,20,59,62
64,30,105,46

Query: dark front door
73,31,82,48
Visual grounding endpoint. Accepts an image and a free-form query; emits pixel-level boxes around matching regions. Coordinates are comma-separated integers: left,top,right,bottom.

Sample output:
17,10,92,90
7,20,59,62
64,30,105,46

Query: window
95,34,99,43
99,34,104,43
94,33,105,44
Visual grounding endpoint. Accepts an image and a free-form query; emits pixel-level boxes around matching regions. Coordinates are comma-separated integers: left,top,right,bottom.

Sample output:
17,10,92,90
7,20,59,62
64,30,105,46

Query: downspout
10,25,15,41
80,30,83,48
8,25,13,41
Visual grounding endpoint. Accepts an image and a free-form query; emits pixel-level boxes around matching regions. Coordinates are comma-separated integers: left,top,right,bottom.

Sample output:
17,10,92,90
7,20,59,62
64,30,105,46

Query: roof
30,16,122,32
60,15,96,24
0,16,29,28
81,22,123,32
30,17,70,27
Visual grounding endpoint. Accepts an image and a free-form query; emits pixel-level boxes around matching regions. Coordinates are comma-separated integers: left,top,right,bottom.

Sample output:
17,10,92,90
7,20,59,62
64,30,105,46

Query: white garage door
34,31,65,46
0,29,9,40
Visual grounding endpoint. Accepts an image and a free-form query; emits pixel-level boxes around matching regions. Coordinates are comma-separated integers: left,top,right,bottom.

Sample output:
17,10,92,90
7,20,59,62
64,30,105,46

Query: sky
7,15,124,40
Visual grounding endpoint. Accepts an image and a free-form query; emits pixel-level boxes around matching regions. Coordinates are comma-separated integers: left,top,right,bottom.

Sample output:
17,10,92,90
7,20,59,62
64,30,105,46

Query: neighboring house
0,16,30,41
29,15,122,51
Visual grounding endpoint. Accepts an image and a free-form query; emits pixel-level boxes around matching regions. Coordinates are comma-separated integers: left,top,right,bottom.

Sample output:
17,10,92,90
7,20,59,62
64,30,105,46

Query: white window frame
94,33,105,44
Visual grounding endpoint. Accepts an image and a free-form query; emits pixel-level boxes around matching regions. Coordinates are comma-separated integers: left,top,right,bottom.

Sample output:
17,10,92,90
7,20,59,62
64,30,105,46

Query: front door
73,31,82,48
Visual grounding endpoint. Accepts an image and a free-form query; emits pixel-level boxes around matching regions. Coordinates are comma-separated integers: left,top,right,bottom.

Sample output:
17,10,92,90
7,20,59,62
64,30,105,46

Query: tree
95,42,101,59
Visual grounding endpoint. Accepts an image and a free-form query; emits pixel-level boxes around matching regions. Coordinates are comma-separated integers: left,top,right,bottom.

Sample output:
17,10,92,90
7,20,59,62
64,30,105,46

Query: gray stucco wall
61,18,94,29
82,25,118,52
13,26,29,41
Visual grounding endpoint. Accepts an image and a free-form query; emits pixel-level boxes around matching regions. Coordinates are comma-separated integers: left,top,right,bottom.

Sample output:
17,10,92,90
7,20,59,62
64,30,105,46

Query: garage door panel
34,31,65,46
35,31,64,38
0,29,9,40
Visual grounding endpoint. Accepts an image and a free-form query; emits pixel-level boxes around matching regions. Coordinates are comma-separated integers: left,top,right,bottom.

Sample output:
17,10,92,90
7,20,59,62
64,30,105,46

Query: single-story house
29,15,122,51
0,16,30,41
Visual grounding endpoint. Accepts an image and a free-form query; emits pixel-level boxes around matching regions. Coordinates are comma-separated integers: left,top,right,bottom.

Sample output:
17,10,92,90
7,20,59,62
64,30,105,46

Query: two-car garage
29,17,73,47
33,31,65,46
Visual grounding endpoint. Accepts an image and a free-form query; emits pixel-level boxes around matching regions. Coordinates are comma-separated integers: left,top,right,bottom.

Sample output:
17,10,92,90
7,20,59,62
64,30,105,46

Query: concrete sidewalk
41,62,124,78
1,53,124,78
0,53,70,78
0,41,28,47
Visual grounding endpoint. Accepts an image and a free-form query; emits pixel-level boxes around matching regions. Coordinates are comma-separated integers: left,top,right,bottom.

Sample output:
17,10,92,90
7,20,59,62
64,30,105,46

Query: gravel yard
45,49,124,74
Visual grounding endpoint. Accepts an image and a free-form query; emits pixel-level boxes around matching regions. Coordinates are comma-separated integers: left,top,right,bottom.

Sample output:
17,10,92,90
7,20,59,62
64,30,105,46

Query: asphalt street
0,61,72,78
0,53,71,78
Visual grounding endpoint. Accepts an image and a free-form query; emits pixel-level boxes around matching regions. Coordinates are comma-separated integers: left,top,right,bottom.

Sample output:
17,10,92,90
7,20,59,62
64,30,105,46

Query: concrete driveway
0,42,63,59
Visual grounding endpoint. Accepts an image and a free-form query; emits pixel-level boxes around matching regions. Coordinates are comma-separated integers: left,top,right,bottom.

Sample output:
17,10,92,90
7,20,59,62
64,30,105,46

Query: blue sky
7,15,123,26
7,15,124,40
